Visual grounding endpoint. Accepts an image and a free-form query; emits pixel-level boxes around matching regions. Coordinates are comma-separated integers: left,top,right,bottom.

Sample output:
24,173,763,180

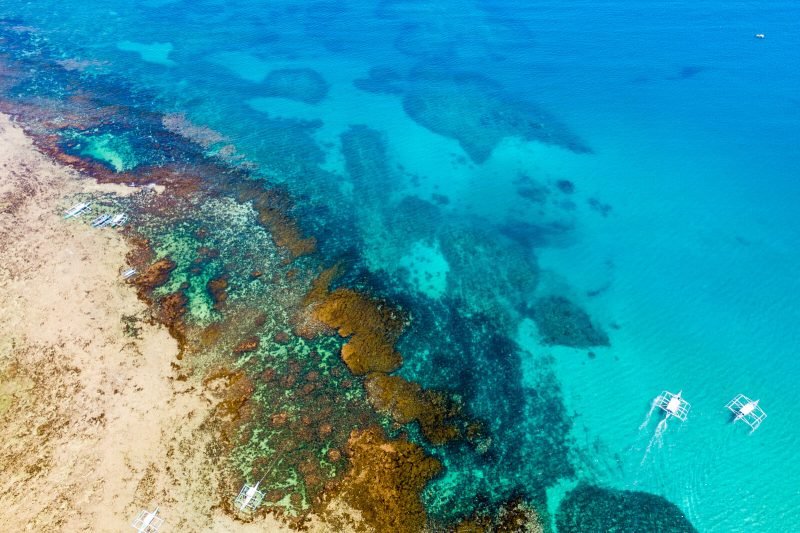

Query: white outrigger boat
64,201,91,218
131,506,163,532
655,390,691,422
234,479,266,513
109,213,128,227
91,213,112,227
121,267,138,280
726,394,766,432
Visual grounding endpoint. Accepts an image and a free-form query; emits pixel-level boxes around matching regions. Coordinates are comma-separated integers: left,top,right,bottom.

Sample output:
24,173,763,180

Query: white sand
0,114,297,532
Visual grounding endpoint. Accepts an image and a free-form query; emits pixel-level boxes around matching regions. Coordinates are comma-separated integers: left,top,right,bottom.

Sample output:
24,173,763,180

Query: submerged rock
353,65,407,94
402,71,591,163
556,484,698,533
531,296,609,348
355,65,590,164
262,68,329,104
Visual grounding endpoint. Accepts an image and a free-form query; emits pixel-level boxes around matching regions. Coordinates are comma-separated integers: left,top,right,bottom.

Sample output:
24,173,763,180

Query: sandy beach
0,113,296,532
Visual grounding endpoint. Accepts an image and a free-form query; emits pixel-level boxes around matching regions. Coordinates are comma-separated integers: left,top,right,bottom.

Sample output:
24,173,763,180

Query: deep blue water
2,1,799,530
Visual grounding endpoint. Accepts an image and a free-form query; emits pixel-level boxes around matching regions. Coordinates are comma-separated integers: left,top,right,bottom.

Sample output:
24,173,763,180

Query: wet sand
0,113,297,531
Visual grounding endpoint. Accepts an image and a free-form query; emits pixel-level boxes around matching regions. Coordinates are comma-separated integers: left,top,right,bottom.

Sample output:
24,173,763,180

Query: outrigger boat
726,394,767,432
109,213,128,227
234,480,266,513
64,201,91,218
131,506,163,532
121,268,138,280
655,390,690,422
91,213,112,227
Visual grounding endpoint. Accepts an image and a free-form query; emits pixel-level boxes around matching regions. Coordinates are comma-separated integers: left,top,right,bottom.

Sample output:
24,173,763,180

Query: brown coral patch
206,275,229,309
199,322,222,348
232,337,259,354
202,368,257,449
298,265,405,374
154,290,189,357
314,292,405,375
365,373,461,445
159,291,188,325
327,448,342,462
133,257,176,293
242,187,316,259
334,426,441,533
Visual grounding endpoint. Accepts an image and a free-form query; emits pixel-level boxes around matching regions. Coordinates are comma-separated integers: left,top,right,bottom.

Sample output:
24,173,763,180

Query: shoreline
0,113,295,531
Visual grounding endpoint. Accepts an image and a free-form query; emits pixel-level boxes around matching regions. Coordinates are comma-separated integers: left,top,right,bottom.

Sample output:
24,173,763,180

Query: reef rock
365,373,461,445
530,296,609,348
556,484,698,533
232,337,259,354
134,257,176,292
456,496,545,532
206,275,229,307
312,288,405,375
338,426,441,533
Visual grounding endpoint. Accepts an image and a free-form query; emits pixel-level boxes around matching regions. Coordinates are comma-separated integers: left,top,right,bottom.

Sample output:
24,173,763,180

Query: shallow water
1,0,799,530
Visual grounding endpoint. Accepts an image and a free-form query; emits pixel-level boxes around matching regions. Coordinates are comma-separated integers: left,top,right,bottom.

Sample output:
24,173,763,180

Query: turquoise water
2,1,799,530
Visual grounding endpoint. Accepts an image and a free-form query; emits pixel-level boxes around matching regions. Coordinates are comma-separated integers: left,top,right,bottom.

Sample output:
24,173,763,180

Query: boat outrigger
655,390,690,422
64,202,91,218
726,394,766,432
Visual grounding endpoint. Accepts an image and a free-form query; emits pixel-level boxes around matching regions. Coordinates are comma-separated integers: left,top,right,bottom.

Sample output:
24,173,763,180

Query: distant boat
64,201,91,218
755,33,765,39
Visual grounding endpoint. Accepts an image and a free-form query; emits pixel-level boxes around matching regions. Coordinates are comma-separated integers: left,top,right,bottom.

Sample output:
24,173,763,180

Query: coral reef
398,302,574,522
202,367,258,449
219,183,318,260
301,268,406,375
439,224,540,324
0,24,584,532
300,267,477,450
314,288,405,375
161,113,225,148
556,484,698,533
364,373,462,445
340,125,395,200
455,496,545,532
262,68,330,104
530,296,609,348
336,426,441,533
